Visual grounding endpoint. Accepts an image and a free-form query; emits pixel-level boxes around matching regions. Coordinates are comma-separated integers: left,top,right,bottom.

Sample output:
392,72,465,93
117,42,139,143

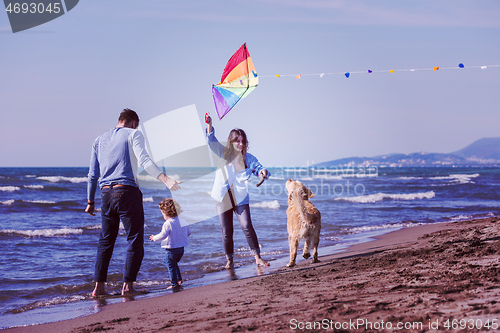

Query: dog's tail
291,187,314,223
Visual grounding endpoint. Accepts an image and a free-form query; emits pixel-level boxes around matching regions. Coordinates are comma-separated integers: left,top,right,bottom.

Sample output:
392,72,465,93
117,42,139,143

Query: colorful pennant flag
268,63,499,80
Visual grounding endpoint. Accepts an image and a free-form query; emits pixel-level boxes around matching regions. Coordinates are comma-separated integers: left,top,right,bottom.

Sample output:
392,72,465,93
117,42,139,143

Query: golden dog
285,179,321,267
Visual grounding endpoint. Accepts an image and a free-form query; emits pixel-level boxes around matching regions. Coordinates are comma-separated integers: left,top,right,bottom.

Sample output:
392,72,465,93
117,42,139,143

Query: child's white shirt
152,216,191,249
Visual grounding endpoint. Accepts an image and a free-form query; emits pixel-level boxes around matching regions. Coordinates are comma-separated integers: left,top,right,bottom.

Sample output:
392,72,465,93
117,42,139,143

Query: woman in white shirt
206,115,270,269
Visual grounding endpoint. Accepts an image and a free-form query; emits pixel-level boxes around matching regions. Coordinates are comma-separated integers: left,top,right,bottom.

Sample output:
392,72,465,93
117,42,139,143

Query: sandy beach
5,216,500,332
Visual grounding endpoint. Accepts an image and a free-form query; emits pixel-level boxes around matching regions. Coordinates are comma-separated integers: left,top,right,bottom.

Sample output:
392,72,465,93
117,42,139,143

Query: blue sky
1,0,499,167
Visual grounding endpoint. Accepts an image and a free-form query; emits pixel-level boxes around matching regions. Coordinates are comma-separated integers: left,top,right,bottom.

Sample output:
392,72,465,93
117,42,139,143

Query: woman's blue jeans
216,193,260,260
165,247,184,286
94,185,144,282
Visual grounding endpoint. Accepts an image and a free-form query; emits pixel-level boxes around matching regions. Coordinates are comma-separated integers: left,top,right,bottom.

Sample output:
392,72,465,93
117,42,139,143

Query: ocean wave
136,280,167,287
8,294,89,314
23,185,44,189
311,174,343,180
323,236,341,242
431,173,479,184
143,197,154,203
0,186,20,192
137,174,159,182
1,276,69,285
24,200,57,204
277,174,378,182
137,173,182,183
397,176,424,180
314,173,378,179
261,249,287,256
81,224,102,230
280,168,378,180
397,173,479,184
0,227,84,237
448,214,474,221
1,200,84,209
36,176,88,183
335,191,435,203
346,221,425,234
250,200,280,209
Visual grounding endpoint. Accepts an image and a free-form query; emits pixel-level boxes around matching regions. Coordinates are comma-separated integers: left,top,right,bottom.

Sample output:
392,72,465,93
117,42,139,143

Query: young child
149,198,191,289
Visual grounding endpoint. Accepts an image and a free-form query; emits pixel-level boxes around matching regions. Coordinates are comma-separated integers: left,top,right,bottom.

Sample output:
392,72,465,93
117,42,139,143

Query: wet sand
5,217,500,332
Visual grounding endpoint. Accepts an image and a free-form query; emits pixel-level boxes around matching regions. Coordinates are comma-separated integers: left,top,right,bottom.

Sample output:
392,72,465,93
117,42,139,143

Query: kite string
259,64,500,78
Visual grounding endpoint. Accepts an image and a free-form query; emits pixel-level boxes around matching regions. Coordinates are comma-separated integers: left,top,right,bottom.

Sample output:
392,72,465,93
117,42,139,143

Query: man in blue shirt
86,108,181,297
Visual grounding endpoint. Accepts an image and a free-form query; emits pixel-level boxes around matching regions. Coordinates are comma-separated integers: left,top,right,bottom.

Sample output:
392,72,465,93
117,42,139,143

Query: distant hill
452,137,500,160
317,137,500,167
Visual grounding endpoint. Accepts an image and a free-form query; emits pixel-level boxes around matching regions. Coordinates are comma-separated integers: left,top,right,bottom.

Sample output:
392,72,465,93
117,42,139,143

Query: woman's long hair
223,128,249,168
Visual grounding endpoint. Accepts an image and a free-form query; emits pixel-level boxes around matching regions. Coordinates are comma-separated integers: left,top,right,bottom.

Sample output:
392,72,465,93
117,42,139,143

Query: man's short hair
119,109,140,124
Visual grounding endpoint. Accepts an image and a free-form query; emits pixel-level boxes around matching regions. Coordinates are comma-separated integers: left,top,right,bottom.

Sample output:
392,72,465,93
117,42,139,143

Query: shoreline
5,216,500,332
0,222,404,329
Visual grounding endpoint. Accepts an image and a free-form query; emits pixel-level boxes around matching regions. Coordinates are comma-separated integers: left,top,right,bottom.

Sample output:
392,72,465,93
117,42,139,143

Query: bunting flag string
263,64,500,79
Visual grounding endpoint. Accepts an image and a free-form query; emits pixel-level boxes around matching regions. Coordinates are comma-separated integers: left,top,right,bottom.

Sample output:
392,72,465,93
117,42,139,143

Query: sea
1,166,499,329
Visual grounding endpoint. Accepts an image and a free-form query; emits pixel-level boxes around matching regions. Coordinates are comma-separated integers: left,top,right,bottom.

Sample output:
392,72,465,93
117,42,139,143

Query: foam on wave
431,173,479,184
24,200,57,204
24,185,44,189
0,227,84,237
335,191,435,203
250,200,280,209
398,173,479,184
0,186,20,192
9,294,88,314
36,176,88,183
346,221,424,234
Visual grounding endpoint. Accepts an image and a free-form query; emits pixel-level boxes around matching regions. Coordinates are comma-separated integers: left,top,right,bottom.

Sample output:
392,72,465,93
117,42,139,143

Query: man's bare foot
167,284,183,291
177,280,182,285
91,282,107,298
225,259,234,269
255,256,270,267
121,282,141,296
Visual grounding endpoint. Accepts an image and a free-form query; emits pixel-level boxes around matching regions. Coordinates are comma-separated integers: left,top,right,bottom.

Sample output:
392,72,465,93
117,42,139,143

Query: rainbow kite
212,43,258,120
